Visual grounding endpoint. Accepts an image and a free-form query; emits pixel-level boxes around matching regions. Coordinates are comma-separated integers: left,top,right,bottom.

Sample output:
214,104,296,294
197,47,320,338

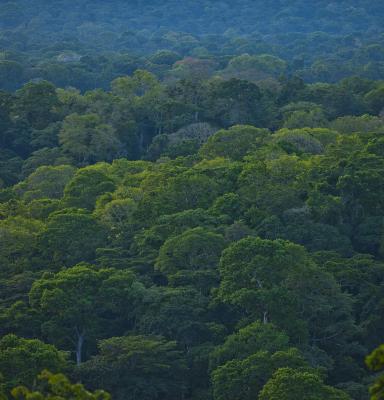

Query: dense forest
1,1,384,400
2,0,384,92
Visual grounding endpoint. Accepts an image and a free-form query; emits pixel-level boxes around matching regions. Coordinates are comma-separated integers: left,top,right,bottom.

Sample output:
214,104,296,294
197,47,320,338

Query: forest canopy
1,0,384,91
1,1,384,400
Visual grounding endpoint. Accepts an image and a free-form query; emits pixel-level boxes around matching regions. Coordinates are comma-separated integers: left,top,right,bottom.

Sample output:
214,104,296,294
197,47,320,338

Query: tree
78,335,187,400
39,208,108,267
111,71,165,148
136,286,211,348
59,114,121,165
0,216,44,275
220,54,286,82
238,155,306,215
337,152,384,220
132,208,218,266
63,167,116,211
365,85,384,115
15,81,59,130
217,236,357,357
15,165,75,201
97,198,138,243
200,125,270,161
283,108,328,129
29,265,145,365
321,253,384,349
203,78,272,128
284,265,359,380
0,335,68,390
211,348,308,400
0,299,41,339
330,115,384,136
154,171,219,215
210,193,243,222
21,147,71,179
273,128,338,155
11,370,110,400
257,207,352,255
366,345,384,400
0,150,23,187
209,321,289,370
217,237,311,322
0,60,24,91
111,70,160,99
155,227,225,292
259,368,351,400
30,121,61,150
149,50,181,66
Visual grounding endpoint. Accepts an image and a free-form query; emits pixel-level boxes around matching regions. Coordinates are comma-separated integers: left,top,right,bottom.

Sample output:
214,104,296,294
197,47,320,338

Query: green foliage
259,368,351,400
156,227,225,291
14,81,58,130
63,168,115,210
156,228,224,274
366,345,384,400
39,209,108,267
238,155,307,215
0,216,44,274
210,321,290,370
29,265,145,364
0,335,68,390
273,128,338,155
59,114,121,165
136,287,212,347
15,165,75,201
79,335,187,400
11,370,110,400
217,237,310,313
212,348,309,400
200,125,270,161
1,3,384,398
150,171,220,216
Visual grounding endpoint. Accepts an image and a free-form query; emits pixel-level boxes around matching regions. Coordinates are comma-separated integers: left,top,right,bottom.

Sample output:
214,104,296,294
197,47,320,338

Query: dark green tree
29,265,145,365
0,335,68,391
79,335,187,400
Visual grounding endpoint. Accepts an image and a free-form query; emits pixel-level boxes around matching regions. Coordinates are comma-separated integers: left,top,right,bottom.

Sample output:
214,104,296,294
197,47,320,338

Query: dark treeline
1,1,384,400
1,0,384,91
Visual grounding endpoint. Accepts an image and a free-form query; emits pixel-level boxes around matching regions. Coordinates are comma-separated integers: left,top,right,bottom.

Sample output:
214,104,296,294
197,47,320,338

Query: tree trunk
75,329,85,366
263,311,268,324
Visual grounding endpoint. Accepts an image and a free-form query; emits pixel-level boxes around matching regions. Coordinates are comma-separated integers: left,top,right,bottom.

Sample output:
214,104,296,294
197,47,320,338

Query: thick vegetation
1,0,384,91
1,1,384,400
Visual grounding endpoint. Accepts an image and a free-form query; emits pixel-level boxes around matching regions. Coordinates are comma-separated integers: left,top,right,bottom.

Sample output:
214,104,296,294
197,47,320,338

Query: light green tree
11,370,110,400
367,345,384,400
259,368,351,400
